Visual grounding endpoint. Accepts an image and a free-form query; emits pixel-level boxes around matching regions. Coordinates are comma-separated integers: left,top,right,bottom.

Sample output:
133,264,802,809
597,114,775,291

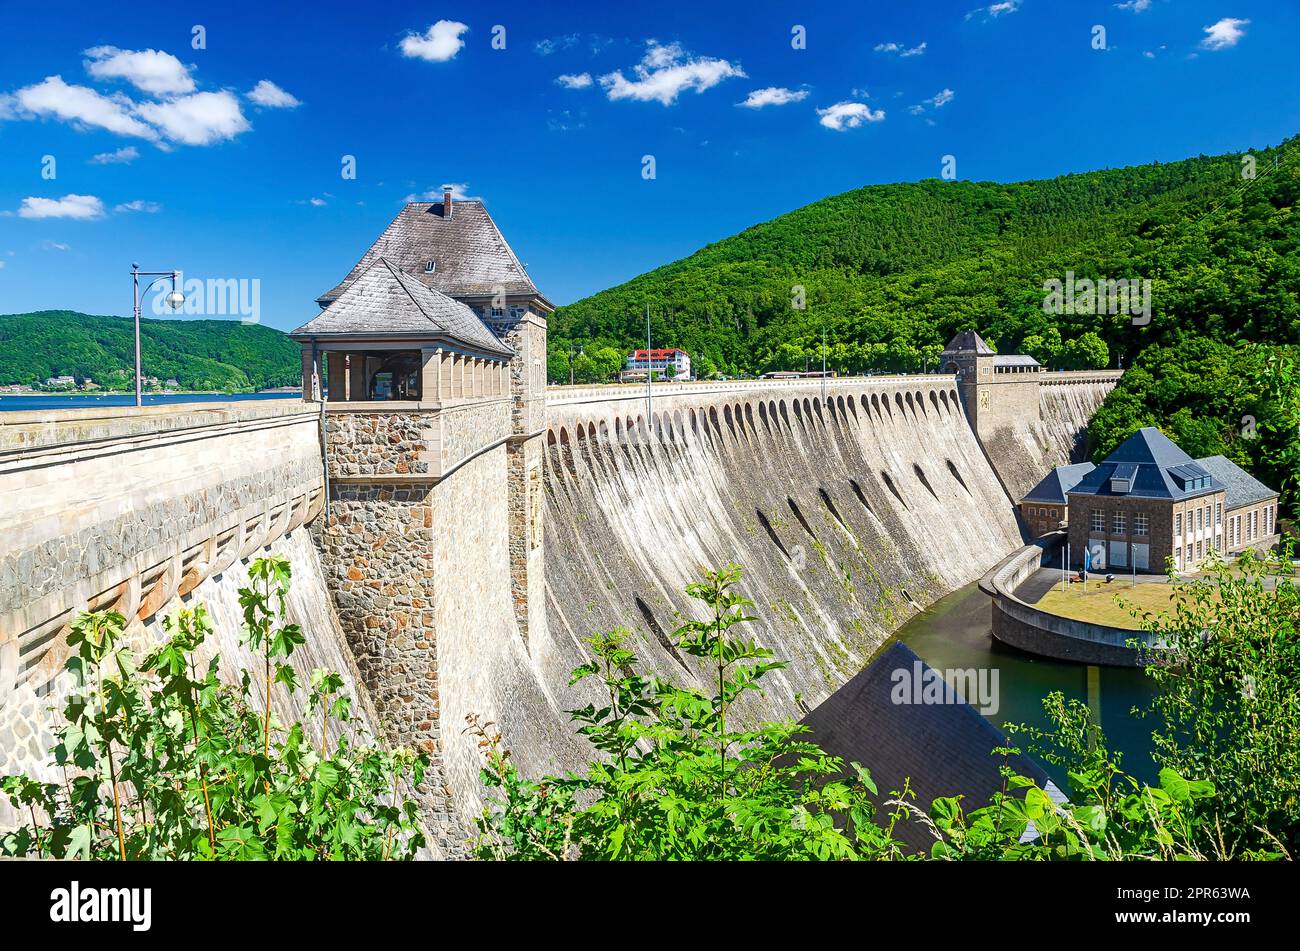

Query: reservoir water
0,392,301,412
896,581,1159,784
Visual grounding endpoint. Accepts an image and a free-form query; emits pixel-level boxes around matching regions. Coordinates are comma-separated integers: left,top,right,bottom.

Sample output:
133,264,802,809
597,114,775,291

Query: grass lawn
1032,581,1204,629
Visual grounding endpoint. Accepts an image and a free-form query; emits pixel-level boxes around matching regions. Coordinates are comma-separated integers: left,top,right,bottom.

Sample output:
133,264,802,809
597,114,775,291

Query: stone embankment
980,531,1164,666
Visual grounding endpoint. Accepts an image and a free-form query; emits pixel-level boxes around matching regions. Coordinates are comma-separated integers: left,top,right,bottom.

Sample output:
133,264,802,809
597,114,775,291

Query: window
1091,509,1104,533
1196,508,1203,531
1175,513,1183,537
1051,508,1058,518
424,260,436,273
1186,544,1193,563
1112,512,1126,534
1215,502,1222,526
1197,540,1203,560
1134,512,1149,536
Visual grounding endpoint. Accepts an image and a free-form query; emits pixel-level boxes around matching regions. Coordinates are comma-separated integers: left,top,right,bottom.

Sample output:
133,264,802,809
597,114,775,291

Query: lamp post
131,264,184,407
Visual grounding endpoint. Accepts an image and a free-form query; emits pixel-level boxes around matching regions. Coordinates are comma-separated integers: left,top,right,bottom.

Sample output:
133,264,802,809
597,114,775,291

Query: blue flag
1084,547,1093,574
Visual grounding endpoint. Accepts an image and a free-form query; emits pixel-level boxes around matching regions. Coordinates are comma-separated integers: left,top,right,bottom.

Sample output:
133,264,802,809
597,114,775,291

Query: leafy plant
471,565,909,860
0,555,427,860
1136,545,1300,856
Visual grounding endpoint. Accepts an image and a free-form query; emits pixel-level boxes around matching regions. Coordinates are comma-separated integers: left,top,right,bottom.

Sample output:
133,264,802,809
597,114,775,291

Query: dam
0,369,1117,853
0,194,1123,855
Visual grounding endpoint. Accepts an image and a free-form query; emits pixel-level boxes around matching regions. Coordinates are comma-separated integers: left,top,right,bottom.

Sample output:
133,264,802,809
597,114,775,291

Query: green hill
550,137,1300,379
0,311,300,392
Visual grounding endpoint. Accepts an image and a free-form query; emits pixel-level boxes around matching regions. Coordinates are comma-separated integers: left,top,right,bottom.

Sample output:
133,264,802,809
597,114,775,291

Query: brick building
1061,427,1278,573
1018,461,1095,537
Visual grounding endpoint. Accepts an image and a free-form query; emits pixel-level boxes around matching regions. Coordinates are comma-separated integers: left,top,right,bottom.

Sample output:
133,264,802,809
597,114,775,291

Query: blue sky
0,0,1296,331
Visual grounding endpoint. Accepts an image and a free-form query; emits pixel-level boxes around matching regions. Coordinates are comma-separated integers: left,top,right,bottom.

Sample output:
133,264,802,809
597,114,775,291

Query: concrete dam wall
540,379,1025,728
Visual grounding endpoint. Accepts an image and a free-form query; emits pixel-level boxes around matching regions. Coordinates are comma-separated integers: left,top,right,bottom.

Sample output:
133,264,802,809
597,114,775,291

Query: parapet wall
980,532,1163,666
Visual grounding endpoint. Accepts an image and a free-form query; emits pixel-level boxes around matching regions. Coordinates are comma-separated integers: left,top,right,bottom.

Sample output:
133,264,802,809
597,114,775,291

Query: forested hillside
0,311,300,392
550,137,1299,380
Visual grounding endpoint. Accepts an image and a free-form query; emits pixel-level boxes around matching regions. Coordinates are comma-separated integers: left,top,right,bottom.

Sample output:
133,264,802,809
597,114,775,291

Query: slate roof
943,330,995,354
1068,427,1222,501
317,201,550,309
1194,455,1278,510
291,258,513,358
801,641,1056,851
992,354,1042,368
1021,462,1096,504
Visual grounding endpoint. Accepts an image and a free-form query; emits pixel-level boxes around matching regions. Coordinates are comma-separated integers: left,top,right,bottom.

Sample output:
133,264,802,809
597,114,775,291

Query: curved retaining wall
980,532,1163,666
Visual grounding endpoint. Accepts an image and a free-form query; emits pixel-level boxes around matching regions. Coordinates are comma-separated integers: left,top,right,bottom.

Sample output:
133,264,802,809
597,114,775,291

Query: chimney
442,186,453,219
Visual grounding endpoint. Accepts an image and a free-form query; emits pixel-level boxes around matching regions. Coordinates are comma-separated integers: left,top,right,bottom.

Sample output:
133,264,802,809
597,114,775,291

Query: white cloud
84,46,194,96
816,101,885,131
967,1,1021,20
400,20,470,62
114,199,161,213
90,145,139,164
1115,0,1152,11
930,88,955,107
310,197,326,206
247,80,300,108
135,91,250,146
908,104,926,115
403,182,472,203
1200,18,1249,50
555,72,593,89
599,41,745,106
16,194,105,219
536,34,579,55
13,75,156,139
0,260,5,268
41,240,71,251
737,86,809,108
874,41,927,57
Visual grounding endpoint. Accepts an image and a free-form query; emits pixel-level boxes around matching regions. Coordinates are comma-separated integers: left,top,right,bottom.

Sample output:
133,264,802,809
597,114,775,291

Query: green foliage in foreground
0,556,427,860
472,566,1279,861
0,311,300,392
1135,546,1300,857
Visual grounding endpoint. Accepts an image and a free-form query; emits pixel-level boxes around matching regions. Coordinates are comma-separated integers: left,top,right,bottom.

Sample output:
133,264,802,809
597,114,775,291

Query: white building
621,348,691,382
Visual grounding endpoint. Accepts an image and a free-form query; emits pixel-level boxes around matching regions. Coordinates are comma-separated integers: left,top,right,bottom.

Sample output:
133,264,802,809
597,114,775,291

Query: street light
131,264,184,407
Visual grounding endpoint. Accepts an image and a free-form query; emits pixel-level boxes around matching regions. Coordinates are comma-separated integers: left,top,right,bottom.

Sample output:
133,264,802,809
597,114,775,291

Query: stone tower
940,330,1042,445
292,189,549,852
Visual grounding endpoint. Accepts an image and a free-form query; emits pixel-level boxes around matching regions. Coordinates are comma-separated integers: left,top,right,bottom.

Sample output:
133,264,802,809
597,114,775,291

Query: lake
897,580,1158,784
0,392,302,412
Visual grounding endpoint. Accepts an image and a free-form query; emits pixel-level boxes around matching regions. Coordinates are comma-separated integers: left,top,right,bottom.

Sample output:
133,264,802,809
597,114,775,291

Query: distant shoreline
0,388,302,398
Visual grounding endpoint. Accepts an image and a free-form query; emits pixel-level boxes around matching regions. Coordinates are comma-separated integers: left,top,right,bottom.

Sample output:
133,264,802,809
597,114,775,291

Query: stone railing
1040,369,1125,385
546,373,959,407
979,532,1163,667
0,400,325,700
324,397,512,482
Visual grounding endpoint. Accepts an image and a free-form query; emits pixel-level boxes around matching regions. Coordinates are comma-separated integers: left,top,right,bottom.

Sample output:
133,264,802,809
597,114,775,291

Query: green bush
1,555,427,860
